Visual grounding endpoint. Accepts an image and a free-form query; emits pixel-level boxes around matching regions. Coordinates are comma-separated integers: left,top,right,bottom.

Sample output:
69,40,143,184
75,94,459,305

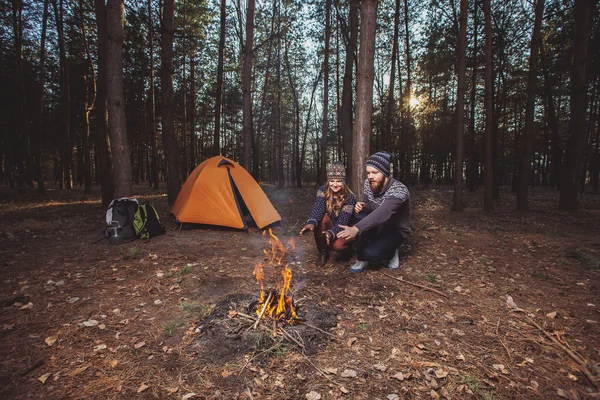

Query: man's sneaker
388,249,400,270
350,260,368,273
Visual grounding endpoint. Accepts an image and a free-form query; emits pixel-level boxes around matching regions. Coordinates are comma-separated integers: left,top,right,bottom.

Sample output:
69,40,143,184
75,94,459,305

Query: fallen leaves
44,336,57,346
69,365,89,377
137,383,149,393
38,373,51,384
340,369,357,378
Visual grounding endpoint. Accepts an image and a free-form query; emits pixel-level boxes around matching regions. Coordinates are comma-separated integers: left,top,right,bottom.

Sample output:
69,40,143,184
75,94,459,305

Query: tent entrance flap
227,168,255,229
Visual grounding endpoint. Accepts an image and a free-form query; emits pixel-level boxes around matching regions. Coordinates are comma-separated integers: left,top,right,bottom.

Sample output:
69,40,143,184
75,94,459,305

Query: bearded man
337,151,410,273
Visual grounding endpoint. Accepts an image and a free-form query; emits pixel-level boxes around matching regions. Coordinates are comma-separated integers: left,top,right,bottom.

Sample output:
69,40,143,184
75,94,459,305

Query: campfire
252,229,298,324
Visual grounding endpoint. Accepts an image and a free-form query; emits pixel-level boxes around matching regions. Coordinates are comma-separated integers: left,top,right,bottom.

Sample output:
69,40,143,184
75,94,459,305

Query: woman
299,162,356,266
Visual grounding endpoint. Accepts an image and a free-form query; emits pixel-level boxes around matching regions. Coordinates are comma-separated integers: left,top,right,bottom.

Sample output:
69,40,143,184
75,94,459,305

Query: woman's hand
354,202,365,214
337,225,359,240
299,224,314,236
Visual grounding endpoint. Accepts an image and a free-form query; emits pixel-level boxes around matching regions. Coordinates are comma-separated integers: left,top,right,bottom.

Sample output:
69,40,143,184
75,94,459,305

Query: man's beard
369,178,384,194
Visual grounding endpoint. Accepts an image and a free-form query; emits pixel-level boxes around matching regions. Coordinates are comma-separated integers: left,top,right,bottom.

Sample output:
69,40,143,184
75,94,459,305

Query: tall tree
452,0,468,211
320,0,331,183
402,0,413,182
560,0,594,209
467,0,479,192
242,0,255,171
483,0,493,211
213,0,226,156
106,0,132,198
37,0,50,194
161,0,182,204
13,0,32,188
52,0,72,189
340,0,358,179
80,0,96,196
516,0,545,211
351,0,378,196
94,0,114,207
384,0,400,154
148,0,159,189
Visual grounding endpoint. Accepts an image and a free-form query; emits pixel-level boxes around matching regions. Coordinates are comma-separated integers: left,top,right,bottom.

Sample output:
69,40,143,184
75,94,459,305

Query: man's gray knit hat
365,151,392,176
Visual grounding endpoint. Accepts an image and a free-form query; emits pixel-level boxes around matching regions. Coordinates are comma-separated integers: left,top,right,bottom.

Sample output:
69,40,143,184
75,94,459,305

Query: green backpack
133,202,166,239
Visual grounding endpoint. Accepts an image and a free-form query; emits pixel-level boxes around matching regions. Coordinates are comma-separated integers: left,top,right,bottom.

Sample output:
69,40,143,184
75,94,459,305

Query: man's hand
354,202,366,214
299,224,314,236
337,225,359,240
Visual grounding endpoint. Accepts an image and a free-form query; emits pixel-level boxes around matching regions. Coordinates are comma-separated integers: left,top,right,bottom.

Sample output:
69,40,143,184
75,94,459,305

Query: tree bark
516,0,545,211
80,0,96,196
350,0,378,197
37,0,50,194
147,0,159,189
451,0,468,212
483,0,493,211
161,0,181,204
106,0,131,198
384,0,400,155
242,0,255,172
213,0,226,156
93,0,114,207
320,0,331,183
559,0,593,210
402,0,413,183
52,0,72,189
468,0,478,192
340,0,358,179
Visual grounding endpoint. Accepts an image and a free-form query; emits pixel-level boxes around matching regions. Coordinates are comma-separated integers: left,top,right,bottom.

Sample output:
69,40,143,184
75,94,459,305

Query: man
337,151,410,273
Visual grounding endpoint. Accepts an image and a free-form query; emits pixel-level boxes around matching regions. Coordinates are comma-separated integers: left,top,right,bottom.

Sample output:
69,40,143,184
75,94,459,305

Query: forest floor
1,182,599,400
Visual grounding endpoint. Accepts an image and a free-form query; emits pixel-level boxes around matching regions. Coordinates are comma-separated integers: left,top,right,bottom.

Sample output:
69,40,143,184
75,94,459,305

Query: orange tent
171,156,281,229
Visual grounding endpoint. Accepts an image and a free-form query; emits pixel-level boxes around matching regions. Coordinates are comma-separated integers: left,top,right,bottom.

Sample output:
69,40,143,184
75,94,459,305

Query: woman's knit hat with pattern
365,151,392,176
327,161,346,181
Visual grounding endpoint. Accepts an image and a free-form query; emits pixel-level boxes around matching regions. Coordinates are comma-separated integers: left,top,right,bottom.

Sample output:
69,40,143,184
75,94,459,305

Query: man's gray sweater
354,178,410,238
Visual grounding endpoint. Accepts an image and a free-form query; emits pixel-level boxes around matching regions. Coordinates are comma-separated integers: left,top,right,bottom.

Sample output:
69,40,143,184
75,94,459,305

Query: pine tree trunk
37,0,50,194
80,0,96,195
351,0,378,197
52,0,72,189
319,0,331,183
403,0,413,184
213,0,226,156
93,0,114,207
161,0,181,204
190,57,196,171
559,0,593,209
340,0,358,179
483,0,493,211
242,0,255,172
384,0,400,155
106,0,131,198
452,0,468,211
516,0,545,211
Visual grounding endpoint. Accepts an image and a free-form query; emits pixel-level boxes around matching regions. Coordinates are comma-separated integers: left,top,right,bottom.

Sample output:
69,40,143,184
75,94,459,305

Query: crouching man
337,151,410,273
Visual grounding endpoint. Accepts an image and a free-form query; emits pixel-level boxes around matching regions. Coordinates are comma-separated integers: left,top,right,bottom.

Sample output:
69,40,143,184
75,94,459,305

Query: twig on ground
279,327,305,350
20,359,44,377
521,316,598,388
381,272,449,298
499,335,512,361
301,354,346,389
238,342,283,376
297,320,337,339
252,292,273,330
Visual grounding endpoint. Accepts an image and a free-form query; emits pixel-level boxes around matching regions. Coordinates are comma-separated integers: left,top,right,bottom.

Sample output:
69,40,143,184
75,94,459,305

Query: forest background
0,0,598,210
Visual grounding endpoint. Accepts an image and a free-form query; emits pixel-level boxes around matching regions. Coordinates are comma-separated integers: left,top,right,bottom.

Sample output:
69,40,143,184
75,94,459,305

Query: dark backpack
106,198,139,239
133,202,165,239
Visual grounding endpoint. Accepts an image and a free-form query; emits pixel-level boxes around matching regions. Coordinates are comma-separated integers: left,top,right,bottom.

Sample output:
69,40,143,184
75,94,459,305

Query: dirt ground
1,182,599,400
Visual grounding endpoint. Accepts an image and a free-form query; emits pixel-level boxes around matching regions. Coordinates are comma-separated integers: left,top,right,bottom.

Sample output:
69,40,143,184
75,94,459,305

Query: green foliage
178,301,211,318
533,272,552,280
163,321,185,335
567,248,600,270
424,273,438,283
357,323,370,332
120,247,143,260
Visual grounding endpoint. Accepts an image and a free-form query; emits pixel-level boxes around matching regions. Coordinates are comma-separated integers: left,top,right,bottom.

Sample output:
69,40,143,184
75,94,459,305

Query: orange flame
254,228,297,323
